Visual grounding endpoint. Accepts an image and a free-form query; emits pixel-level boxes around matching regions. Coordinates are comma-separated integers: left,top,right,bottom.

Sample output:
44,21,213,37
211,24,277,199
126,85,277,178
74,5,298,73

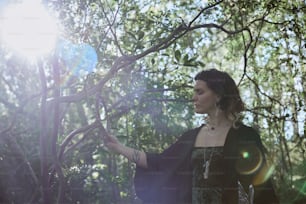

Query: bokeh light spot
242,151,249,159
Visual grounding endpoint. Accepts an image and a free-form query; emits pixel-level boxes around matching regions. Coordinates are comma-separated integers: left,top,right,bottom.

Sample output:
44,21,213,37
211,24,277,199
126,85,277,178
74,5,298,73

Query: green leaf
174,50,181,61
138,31,145,40
197,61,205,67
183,54,189,64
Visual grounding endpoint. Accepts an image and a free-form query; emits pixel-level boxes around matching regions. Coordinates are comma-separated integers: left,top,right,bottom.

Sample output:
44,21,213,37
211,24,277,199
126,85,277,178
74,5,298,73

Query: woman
105,69,278,203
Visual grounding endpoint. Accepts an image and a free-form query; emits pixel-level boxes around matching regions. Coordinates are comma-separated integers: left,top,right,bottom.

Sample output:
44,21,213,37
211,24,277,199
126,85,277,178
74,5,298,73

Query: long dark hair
194,69,244,120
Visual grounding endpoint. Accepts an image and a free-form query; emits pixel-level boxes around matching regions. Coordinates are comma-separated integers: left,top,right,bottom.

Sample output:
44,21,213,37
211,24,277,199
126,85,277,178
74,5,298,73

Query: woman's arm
104,135,148,168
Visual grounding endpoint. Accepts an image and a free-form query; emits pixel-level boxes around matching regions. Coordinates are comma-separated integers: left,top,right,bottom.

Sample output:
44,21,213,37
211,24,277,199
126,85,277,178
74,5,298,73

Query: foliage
0,0,305,203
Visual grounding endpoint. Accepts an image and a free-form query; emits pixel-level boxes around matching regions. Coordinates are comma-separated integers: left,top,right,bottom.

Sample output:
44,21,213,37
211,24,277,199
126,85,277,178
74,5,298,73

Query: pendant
203,160,210,179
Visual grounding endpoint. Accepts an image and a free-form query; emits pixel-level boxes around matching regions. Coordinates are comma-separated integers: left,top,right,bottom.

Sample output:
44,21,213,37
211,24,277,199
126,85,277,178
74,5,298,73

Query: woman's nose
192,94,197,101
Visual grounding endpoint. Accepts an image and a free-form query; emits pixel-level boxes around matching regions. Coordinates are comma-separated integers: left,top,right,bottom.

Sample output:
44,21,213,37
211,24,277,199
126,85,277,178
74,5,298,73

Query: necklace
204,122,215,131
203,148,215,179
209,126,215,130
205,118,232,132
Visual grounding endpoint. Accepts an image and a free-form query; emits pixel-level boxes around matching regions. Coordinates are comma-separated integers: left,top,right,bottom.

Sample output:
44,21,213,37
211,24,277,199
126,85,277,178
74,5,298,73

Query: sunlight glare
0,0,58,60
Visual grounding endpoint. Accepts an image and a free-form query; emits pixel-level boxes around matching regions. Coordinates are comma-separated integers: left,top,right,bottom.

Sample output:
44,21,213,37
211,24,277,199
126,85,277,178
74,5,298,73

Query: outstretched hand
103,134,148,168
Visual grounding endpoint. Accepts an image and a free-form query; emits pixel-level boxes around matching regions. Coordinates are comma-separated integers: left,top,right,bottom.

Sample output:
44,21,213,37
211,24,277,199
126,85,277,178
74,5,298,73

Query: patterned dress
192,146,251,204
191,147,224,204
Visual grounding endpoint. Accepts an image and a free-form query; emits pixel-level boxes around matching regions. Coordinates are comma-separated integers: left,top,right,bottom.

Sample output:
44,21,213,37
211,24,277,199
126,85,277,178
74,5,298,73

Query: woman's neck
206,113,232,129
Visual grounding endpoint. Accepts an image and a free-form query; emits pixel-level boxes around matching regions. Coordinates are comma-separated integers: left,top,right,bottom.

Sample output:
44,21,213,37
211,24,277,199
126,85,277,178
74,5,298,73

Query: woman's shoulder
183,125,203,135
233,123,263,146
177,125,204,141
235,122,260,134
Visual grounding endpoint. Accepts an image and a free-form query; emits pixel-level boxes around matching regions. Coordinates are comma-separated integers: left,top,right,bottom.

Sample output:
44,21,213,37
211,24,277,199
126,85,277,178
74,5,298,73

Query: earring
215,101,220,108
215,102,220,116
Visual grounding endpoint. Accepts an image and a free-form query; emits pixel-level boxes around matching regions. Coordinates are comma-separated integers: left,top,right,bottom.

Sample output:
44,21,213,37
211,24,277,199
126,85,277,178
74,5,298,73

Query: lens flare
242,151,249,159
292,176,306,202
0,0,58,61
236,144,277,185
55,39,98,77
299,181,306,195
236,145,263,175
252,162,275,185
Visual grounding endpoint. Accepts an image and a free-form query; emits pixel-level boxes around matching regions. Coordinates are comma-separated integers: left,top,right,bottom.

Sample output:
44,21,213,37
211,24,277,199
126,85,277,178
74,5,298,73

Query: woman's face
192,80,219,114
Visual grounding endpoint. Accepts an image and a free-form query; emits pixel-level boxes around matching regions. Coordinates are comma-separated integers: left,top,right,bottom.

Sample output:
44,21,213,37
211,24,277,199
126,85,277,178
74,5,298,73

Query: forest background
0,0,305,203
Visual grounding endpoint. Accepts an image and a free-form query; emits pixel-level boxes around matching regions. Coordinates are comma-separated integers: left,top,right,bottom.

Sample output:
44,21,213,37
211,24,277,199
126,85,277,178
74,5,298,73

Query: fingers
104,141,120,154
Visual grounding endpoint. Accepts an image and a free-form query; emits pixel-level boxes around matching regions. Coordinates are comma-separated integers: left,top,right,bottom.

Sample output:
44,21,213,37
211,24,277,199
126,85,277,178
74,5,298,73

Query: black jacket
134,124,279,203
